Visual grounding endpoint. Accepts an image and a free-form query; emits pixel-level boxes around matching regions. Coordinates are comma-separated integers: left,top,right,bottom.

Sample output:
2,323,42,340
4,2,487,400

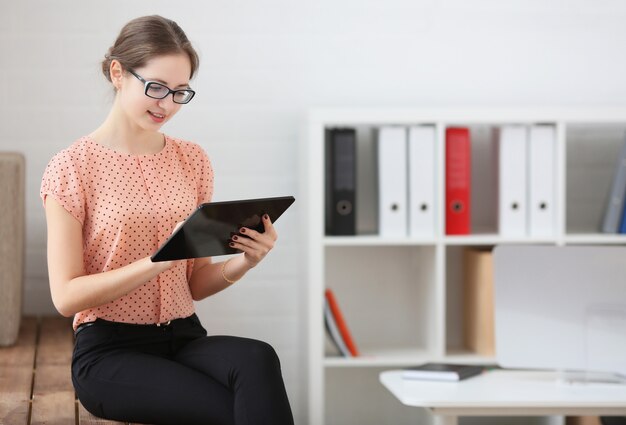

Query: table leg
432,414,458,425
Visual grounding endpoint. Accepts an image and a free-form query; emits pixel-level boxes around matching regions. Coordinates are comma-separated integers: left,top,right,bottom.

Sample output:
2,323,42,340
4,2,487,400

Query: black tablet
150,196,295,262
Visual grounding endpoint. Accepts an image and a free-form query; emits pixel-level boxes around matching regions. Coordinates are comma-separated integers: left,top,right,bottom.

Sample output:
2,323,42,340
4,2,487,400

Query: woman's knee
240,338,281,371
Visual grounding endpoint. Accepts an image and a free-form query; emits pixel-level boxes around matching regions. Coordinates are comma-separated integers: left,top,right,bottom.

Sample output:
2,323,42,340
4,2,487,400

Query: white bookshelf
302,108,626,425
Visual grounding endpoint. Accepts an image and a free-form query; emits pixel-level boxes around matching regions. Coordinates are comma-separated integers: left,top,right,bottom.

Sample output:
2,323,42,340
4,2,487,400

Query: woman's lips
148,111,165,123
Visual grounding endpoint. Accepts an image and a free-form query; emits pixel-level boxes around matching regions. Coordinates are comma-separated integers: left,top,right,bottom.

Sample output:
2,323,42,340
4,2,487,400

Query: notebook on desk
402,363,484,381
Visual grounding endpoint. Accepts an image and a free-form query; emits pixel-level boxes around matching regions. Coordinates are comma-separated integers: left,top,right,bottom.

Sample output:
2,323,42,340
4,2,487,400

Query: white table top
380,369,626,416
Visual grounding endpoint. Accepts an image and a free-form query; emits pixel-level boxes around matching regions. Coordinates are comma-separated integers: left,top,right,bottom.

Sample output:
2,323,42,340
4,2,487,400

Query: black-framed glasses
127,68,196,104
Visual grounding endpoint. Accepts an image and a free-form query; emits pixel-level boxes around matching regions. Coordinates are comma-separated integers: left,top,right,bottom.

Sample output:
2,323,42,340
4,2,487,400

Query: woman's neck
89,104,164,155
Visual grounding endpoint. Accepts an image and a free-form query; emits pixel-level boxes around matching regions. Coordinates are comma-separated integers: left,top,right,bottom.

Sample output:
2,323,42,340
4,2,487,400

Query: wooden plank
78,402,127,425
0,316,37,367
31,316,75,425
31,365,75,425
0,317,37,424
36,316,74,366
0,366,32,425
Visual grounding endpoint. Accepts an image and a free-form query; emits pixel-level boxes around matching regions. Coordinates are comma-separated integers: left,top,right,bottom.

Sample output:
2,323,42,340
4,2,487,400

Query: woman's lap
72,315,293,425
73,347,235,425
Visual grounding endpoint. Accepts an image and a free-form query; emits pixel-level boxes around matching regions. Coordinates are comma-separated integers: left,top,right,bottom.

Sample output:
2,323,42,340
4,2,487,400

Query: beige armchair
0,152,25,346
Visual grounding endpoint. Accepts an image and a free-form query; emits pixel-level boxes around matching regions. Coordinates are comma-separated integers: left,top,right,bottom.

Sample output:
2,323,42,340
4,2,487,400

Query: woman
40,15,294,425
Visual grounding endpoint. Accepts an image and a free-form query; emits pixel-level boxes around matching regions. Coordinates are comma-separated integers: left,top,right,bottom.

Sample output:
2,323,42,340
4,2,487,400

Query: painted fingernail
229,242,235,247
264,214,269,220
240,228,246,233
232,235,238,241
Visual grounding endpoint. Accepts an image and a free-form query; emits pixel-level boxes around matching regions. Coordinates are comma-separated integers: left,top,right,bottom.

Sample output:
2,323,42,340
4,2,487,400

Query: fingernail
264,214,269,220
229,242,235,247
232,235,238,241
240,228,246,233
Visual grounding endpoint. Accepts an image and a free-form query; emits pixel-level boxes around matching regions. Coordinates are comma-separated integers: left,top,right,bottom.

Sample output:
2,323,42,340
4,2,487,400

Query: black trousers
72,314,294,425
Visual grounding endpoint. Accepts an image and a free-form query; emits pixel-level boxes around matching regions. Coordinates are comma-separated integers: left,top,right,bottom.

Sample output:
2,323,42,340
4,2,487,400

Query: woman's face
117,54,192,132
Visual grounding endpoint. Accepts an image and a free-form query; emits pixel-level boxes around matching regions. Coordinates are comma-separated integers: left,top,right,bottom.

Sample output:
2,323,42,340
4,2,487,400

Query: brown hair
101,15,199,82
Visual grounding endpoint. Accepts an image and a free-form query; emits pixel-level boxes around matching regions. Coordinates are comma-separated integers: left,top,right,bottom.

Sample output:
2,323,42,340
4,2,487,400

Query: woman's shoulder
41,137,93,196
45,136,93,168
165,135,209,159
166,135,203,150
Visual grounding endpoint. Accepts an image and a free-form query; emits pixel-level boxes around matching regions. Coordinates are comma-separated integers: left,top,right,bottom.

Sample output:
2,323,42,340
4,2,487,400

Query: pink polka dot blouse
40,135,214,330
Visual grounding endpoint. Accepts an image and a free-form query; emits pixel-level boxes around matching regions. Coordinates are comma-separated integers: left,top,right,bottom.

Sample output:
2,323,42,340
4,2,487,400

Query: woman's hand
229,214,278,268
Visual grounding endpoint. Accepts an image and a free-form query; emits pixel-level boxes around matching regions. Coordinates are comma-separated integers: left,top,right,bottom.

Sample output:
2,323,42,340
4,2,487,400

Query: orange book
324,288,359,356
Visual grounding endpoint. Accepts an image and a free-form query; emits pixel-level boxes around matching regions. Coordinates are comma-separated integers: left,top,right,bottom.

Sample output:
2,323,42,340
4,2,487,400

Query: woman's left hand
229,214,278,268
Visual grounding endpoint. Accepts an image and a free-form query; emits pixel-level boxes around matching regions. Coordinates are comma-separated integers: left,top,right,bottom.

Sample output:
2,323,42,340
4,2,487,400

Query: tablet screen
151,196,295,262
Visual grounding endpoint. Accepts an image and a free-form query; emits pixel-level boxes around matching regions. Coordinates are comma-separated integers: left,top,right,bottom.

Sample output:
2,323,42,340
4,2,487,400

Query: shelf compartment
324,245,438,357
324,123,438,237
445,245,496,356
566,122,626,234
444,123,501,236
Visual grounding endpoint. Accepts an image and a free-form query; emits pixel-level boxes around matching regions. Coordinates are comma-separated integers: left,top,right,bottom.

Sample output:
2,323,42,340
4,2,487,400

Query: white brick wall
3,1,626,423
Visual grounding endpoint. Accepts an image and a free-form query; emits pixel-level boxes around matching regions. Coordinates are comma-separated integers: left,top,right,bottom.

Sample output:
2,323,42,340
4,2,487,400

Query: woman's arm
188,214,278,301
44,196,176,317
188,255,254,301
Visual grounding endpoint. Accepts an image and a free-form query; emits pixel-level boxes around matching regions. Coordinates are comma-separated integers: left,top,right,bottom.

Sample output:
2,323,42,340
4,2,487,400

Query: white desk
380,369,626,425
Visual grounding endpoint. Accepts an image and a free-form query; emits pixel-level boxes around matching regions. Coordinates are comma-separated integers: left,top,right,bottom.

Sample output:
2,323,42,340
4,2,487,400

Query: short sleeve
40,151,86,225
192,144,214,205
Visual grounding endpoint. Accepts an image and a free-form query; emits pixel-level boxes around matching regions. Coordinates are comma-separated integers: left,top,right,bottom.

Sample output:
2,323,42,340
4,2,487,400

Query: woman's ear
109,59,124,91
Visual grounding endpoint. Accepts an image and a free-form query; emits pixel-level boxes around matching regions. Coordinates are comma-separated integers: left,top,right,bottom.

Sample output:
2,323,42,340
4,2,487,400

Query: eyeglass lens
146,82,194,104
